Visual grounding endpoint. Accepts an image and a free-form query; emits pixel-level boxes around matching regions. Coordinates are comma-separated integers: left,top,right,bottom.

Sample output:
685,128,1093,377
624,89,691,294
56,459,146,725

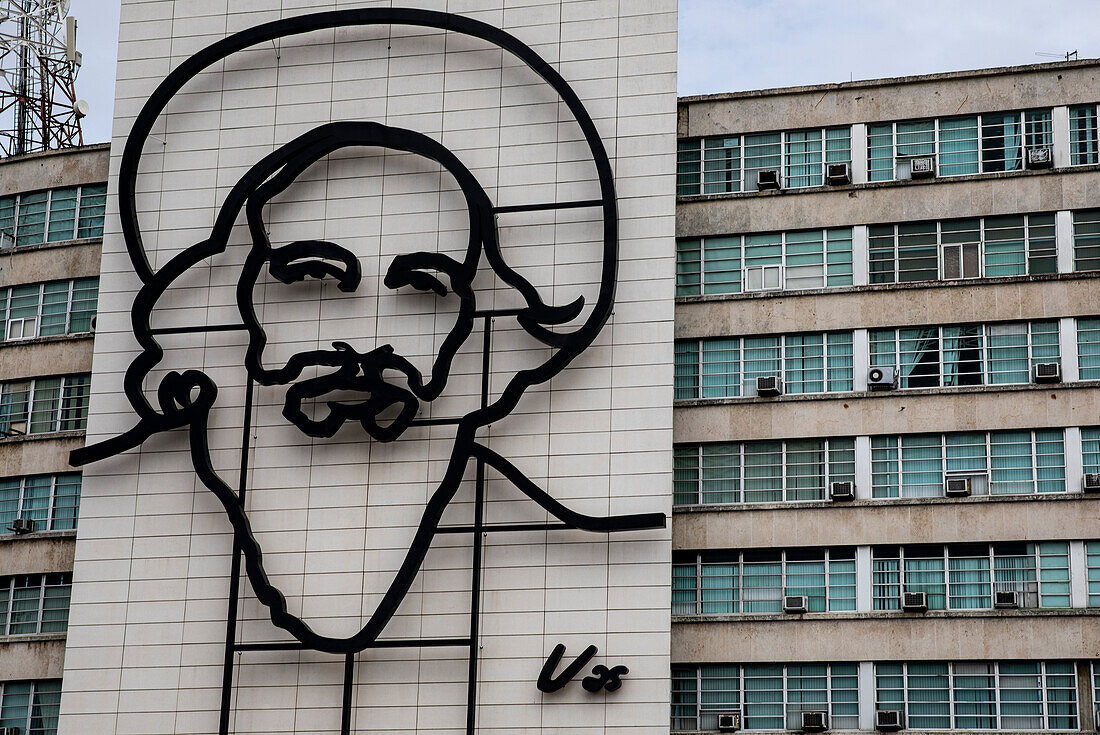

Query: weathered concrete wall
0,435,85,477
676,274,1100,338
0,636,68,679
0,533,76,576
672,495,1100,550
0,144,110,198
680,59,1100,137
671,611,1100,663
675,383,1100,442
0,242,104,288
677,166,1100,236
0,337,94,382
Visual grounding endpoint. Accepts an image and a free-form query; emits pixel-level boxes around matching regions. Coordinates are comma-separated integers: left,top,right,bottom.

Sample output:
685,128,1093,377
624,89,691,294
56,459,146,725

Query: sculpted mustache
279,343,423,441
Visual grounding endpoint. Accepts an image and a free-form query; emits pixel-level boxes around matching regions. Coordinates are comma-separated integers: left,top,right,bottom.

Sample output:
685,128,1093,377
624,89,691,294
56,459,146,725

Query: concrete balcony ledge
675,161,1100,206
675,379,1099,410
673,490,1098,516
0,430,85,447
0,332,94,350
0,529,77,545
675,270,1100,306
673,608,1100,625
0,632,66,645
2,236,103,256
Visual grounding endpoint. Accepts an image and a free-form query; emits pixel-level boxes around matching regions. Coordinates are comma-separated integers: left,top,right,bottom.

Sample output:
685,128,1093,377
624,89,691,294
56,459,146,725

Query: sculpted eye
384,252,466,297
268,240,361,292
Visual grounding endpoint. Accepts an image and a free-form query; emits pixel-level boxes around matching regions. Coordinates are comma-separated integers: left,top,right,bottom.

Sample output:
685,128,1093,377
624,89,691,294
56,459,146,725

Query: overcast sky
70,1,1099,144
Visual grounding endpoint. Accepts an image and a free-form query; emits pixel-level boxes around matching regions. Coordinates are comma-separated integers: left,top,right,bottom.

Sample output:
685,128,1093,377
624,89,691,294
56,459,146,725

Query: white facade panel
60,2,676,733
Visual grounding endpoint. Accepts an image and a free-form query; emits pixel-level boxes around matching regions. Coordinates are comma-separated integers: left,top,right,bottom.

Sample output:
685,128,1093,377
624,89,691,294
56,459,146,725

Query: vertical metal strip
219,378,254,735
341,653,355,735
466,315,492,734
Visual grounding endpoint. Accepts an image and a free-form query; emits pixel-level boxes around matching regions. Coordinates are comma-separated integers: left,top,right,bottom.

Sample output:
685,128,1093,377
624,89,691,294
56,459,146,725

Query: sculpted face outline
70,8,665,657
237,126,490,443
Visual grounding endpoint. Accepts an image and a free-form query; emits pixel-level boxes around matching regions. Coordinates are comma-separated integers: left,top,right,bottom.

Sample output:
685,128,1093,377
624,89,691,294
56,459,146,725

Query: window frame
0,572,73,635
0,473,81,533
1069,104,1099,166
675,332,855,400
0,184,108,251
0,679,63,735
871,429,1067,498
0,375,91,437
874,661,1077,731
867,110,1052,182
677,126,853,196
868,321,1059,389
869,214,1057,284
0,278,99,343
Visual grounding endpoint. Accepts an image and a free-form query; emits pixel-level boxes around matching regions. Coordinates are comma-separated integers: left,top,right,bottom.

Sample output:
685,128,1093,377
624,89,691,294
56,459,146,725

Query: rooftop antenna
1036,50,1078,62
0,0,87,157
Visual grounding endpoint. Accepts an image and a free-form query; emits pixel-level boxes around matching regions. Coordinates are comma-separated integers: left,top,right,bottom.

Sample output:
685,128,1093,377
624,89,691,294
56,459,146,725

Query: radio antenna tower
0,0,87,157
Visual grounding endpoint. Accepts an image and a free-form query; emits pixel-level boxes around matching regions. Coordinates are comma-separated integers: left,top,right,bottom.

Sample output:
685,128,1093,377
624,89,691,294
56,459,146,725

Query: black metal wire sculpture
71,8,665,734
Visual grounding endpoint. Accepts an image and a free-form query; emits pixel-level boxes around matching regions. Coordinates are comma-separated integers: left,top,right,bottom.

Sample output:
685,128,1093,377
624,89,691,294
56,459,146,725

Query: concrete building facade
672,60,1100,733
57,2,676,734
0,143,109,733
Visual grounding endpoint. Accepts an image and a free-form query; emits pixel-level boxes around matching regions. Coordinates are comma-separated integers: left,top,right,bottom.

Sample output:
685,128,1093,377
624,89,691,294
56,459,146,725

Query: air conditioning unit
945,477,972,497
0,727,20,735
829,481,855,501
994,590,1020,609
800,710,829,732
874,710,904,732
902,591,928,612
826,162,851,185
1027,147,1053,169
1083,474,1100,493
89,314,97,334
717,711,742,732
867,366,896,391
756,376,783,397
909,156,936,179
1094,708,1100,733
783,595,809,614
1032,362,1061,384
9,517,35,534
757,169,782,190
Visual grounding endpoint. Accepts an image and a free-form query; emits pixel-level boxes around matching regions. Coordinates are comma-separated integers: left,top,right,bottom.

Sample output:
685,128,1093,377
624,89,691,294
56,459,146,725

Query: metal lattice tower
0,0,85,157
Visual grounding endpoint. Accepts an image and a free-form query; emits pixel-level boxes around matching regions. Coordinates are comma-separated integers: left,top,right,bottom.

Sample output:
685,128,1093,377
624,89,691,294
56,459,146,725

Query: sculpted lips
282,342,421,442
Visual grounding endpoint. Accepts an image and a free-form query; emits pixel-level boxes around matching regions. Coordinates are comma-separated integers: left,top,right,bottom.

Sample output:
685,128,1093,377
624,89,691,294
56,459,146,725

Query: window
1073,209,1100,272
676,229,853,297
0,473,81,533
0,375,91,437
0,184,107,249
673,548,856,615
1077,318,1100,379
871,430,1066,498
872,543,1070,611
0,278,99,342
1087,541,1100,607
674,439,855,506
675,333,853,400
869,321,1059,388
1070,105,1098,166
0,679,62,735
875,661,1076,730
869,214,1056,283
677,127,852,195
0,574,71,635
672,664,858,732
868,110,1051,181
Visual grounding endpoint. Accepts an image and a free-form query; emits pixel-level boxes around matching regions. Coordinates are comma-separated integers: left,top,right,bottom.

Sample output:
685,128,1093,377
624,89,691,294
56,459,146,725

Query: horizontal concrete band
0,145,110,198
672,612,1100,663
679,60,1100,137
0,241,104,289
0,636,67,681
0,435,86,478
675,275,1100,339
0,336,94,383
673,496,1100,550
675,383,1100,442
0,534,76,576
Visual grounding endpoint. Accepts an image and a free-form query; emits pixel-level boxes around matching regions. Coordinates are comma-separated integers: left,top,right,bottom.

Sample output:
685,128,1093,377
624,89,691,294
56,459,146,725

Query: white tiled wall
59,1,676,733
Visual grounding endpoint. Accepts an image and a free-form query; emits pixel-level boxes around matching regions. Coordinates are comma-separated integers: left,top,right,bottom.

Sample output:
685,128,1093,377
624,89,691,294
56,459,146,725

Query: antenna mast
0,0,86,157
